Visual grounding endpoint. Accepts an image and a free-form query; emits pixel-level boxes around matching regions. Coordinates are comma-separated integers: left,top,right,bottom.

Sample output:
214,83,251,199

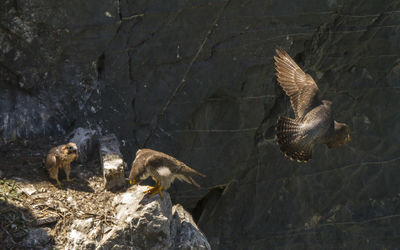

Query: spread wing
274,48,320,118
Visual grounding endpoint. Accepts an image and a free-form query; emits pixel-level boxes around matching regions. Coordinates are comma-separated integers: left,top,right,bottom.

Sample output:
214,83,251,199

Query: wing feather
274,48,320,118
142,149,206,178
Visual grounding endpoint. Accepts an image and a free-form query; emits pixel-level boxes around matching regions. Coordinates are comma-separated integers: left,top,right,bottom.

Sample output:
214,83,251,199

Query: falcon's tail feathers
179,175,202,188
183,164,206,178
193,170,206,178
275,116,312,162
189,176,201,188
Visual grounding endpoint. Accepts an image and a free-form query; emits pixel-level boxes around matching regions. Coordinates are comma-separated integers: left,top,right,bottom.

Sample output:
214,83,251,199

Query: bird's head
64,142,79,160
327,121,351,148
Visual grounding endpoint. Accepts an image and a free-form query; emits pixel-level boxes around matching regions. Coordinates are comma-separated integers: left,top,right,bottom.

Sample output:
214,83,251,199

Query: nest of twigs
0,139,123,248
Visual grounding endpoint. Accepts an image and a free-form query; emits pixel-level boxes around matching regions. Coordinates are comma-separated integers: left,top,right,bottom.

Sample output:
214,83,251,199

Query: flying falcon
129,149,205,198
274,48,351,162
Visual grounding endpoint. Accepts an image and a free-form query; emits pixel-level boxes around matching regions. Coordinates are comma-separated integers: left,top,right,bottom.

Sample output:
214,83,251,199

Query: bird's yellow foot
144,185,163,198
56,179,62,187
66,177,75,182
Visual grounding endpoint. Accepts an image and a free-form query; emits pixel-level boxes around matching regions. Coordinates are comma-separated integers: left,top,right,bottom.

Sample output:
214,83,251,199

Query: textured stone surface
21,227,52,249
1,0,400,249
0,0,119,141
171,204,211,250
99,134,126,191
69,127,97,163
65,186,210,249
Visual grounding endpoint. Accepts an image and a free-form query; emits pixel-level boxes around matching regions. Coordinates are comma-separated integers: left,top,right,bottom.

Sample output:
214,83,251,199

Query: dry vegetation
0,138,124,248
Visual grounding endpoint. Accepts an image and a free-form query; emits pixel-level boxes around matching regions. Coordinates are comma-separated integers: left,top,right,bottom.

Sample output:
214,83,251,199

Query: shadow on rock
0,191,54,249
50,162,96,193
0,136,103,193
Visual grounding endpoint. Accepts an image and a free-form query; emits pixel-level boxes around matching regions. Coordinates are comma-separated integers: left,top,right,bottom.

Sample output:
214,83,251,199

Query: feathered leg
49,167,61,187
64,163,74,182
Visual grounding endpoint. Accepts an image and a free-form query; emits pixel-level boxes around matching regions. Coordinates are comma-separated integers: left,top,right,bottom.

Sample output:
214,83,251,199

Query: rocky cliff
1,0,400,249
0,138,210,249
65,186,210,250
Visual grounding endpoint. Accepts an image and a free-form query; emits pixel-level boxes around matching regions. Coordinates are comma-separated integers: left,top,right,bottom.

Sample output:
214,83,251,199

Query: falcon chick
45,142,79,186
274,48,351,162
129,148,205,198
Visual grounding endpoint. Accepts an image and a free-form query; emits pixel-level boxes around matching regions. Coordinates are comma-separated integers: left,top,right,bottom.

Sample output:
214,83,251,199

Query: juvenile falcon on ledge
274,48,351,162
45,142,79,186
129,149,205,198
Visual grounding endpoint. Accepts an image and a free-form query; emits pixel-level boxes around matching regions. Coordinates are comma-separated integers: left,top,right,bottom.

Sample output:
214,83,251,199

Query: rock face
69,127,97,163
171,204,211,250
99,134,126,191
2,0,400,249
0,0,119,141
65,185,210,250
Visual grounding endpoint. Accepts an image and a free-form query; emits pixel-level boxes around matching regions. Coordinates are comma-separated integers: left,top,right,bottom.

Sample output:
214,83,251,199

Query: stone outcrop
99,134,126,191
65,185,210,250
69,127,97,163
171,204,211,250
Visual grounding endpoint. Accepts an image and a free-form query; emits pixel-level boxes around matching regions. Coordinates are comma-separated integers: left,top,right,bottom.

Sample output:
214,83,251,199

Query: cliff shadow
0,137,99,193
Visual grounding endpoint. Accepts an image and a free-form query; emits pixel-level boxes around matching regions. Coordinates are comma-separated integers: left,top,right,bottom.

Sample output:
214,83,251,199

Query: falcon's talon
144,185,163,198
143,185,157,193
66,177,74,182
56,179,62,187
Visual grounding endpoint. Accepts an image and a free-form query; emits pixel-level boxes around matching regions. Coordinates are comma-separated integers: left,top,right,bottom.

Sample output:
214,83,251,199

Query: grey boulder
65,185,210,250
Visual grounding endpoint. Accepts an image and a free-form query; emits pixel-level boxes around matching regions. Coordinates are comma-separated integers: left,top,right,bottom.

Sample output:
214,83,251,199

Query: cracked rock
65,185,211,249
69,127,98,163
171,204,211,250
99,134,126,191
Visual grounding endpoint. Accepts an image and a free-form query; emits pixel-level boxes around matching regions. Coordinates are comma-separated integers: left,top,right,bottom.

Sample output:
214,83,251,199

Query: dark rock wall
1,0,400,249
1,0,119,140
